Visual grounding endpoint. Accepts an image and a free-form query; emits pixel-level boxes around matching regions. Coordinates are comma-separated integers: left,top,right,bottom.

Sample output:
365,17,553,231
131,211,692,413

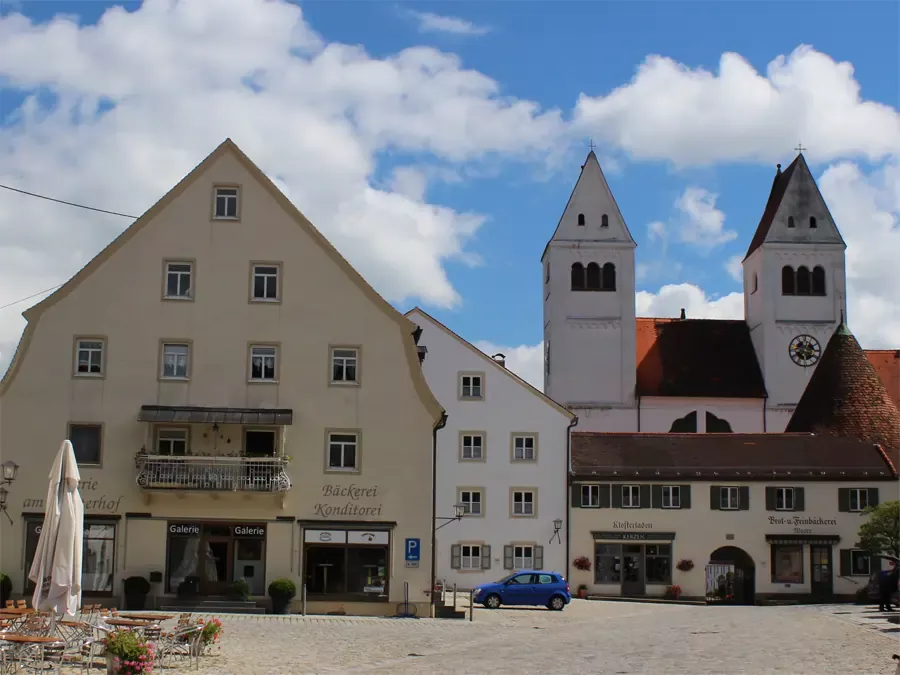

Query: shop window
25,518,117,595
771,544,804,583
303,530,388,601
843,549,871,577
645,545,672,585
594,543,622,584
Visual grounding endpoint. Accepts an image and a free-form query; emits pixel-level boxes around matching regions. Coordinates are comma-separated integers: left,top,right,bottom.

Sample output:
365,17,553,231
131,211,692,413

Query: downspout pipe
430,411,448,617
565,414,579,579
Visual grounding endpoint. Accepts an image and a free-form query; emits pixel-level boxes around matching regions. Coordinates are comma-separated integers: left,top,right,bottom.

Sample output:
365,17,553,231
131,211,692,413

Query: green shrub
268,578,297,600
123,576,151,595
229,579,251,600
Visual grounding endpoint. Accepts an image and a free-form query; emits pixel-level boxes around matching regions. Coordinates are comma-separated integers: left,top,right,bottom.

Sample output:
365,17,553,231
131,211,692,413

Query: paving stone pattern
169,600,898,674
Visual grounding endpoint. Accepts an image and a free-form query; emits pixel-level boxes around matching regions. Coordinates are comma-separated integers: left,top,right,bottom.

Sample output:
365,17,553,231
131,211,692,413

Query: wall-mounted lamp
0,460,18,525
550,518,563,544
435,503,467,531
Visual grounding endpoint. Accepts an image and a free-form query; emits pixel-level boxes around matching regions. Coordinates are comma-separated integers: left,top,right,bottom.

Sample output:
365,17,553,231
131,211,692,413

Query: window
246,429,277,457
460,434,484,460
645,544,672,584
796,266,811,295
775,487,794,511
771,544,804,583
251,264,280,302
249,345,278,381
601,214,609,227
327,433,358,472
74,338,105,377
720,486,739,510
575,262,616,291
752,273,758,293
787,216,795,228
809,216,817,228
622,485,640,508
781,265,795,295
811,265,826,295
849,488,869,512
68,423,102,465
156,428,187,456
545,262,550,283
161,342,190,379
577,213,585,226
461,545,482,569
581,484,600,508
213,186,239,219
848,550,871,577
512,490,535,516
303,530,388,601
512,434,536,461
164,261,193,299
459,490,483,516
331,348,359,384
594,543,621,584
571,263,585,290
602,262,616,291
25,518,117,594
545,342,550,375
513,545,534,569
586,262,601,289
662,486,680,509
459,373,484,400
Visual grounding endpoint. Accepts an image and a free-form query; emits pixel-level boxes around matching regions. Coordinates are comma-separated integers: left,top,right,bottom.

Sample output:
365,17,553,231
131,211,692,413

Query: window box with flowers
573,556,592,572
675,559,694,572
663,584,682,600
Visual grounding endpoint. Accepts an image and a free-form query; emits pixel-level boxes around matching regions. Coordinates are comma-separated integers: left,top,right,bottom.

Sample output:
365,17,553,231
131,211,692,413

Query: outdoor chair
15,601,27,609
55,621,100,674
3,601,13,609
16,639,66,675
0,640,13,675
157,624,202,670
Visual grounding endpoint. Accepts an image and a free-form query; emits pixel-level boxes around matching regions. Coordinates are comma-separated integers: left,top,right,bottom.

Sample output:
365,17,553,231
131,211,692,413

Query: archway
708,546,756,605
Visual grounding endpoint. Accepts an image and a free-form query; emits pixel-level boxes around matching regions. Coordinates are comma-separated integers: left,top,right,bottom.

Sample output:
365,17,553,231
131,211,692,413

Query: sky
1,0,898,390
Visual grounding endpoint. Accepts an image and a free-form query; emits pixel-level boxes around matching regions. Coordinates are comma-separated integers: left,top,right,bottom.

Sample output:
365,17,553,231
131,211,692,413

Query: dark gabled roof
571,432,897,481
636,318,767,398
786,322,900,465
744,155,800,260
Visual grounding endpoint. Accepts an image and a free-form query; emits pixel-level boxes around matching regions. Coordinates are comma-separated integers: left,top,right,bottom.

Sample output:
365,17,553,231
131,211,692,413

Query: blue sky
1,0,898,386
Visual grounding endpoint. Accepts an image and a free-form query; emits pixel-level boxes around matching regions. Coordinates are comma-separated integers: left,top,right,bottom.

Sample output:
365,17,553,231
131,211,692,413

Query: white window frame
75,339,105,377
512,435,536,461
327,432,358,472
513,545,534,569
156,428,188,456
662,485,681,509
461,434,484,461
249,345,278,382
849,488,869,512
720,486,739,510
164,261,193,299
331,348,359,384
849,549,872,577
251,264,280,302
775,487,795,511
459,490,483,516
512,490,535,517
161,342,190,380
461,544,482,570
622,485,640,508
459,373,483,399
213,186,239,220
581,484,600,508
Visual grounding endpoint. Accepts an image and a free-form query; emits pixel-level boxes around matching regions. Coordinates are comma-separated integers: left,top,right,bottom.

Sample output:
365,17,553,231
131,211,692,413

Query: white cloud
472,340,544,390
0,0,567,373
636,284,743,320
725,254,743,283
673,187,736,248
406,10,491,36
647,220,666,243
575,45,900,166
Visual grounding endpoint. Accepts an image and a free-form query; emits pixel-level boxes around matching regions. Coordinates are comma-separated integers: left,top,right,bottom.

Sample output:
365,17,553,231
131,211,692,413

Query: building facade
0,139,444,617
407,309,576,589
542,151,897,434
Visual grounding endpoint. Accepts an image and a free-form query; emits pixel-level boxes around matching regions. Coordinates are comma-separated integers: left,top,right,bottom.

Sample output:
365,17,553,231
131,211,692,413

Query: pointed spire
786,322,900,463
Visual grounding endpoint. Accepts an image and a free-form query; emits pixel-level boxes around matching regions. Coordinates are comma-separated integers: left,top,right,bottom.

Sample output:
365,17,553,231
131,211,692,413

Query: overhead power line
0,183,139,219
0,284,64,311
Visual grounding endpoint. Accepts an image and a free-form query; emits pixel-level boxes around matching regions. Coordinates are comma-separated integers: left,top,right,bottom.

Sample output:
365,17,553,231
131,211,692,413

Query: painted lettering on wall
22,480,123,513
612,521,653,529
767,516,838,526
314,484,383,518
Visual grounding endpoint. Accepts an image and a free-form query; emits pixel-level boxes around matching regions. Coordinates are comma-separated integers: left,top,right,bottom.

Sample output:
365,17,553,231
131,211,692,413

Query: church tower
542,151,637,429
742,152,848,430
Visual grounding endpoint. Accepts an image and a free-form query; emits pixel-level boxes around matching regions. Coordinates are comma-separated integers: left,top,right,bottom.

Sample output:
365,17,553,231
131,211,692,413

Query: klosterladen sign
314,484,383,518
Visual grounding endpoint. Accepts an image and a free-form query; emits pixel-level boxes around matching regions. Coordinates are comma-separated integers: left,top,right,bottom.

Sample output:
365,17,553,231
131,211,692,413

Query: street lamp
435,503,467,531
550,518,563,544
1,460,18,484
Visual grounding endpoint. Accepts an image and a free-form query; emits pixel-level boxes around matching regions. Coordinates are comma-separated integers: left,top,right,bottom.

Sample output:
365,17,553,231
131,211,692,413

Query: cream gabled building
0,139,444,617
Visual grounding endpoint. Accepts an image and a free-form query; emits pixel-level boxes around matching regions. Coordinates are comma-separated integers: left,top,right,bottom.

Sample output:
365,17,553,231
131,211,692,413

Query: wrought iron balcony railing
135,454,292,492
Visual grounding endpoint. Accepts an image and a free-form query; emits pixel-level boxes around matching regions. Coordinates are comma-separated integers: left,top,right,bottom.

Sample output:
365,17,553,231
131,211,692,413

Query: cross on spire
588,138,596,152
795,143,807,154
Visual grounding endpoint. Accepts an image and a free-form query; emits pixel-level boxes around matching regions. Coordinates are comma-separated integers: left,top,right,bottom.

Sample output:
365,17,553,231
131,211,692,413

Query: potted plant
572,556,592,572
228,579,250,601
676,559,695,572
577,583,589,599
105,629,155,674
664,584,682,600
268,578,297,615
197,616,224,654
0,573,11,608
123,576,151,611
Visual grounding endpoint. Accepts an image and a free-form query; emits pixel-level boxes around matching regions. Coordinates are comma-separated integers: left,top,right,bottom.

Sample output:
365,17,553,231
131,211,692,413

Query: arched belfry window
602,263,616,291
812,266,826,296
577,213,585,226
787,216,795,228
752,273,758,293
585,262,601,290
669,411,698,433
782,266,795,295
809,216,817,228
796,266,811,295
601,214,609,227
571,263,585,290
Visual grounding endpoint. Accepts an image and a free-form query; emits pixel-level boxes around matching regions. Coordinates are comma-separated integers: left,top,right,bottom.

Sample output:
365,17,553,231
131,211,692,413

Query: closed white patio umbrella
28,440,84,619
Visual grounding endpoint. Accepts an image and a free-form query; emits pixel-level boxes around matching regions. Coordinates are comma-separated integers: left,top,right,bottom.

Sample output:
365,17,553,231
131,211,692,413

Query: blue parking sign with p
405,538,420,561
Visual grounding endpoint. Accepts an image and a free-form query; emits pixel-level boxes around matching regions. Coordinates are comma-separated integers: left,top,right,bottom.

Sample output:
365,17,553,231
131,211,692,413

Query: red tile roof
866,349,900,408
571,432,897,480
635,318,766,398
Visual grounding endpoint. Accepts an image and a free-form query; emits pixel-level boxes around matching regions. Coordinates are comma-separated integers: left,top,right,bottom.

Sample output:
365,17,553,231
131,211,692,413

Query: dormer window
601,214,609,227
809,216,817,228
213,186,240,220
577,213,585,226
787,216,795,228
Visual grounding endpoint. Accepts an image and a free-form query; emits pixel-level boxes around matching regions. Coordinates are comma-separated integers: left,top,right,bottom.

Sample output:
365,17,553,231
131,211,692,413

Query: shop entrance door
201,537,233,595
810,546,833,597
621,545,645,596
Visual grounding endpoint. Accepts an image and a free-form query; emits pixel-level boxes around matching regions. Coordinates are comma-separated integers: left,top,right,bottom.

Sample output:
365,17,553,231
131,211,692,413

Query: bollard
469,589,474,621
301,583,307,616
453,582,457,610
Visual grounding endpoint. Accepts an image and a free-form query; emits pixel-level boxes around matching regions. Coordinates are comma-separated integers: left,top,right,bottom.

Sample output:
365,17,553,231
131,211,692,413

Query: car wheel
548,595,565,611
484,594,501,609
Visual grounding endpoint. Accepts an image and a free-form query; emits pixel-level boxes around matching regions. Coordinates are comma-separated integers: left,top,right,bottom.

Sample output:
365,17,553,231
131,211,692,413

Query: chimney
491,353,506,368
679,308,686,320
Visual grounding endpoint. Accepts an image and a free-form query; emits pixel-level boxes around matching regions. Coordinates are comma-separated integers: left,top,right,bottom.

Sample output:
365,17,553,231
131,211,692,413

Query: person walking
878,562,900,612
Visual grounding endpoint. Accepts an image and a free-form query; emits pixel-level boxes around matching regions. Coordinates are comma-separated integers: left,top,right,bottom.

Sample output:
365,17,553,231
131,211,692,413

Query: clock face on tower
789,335,821,367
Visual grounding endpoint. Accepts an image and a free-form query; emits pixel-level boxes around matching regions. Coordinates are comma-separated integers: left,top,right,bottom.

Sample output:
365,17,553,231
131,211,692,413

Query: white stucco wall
408,310,574,590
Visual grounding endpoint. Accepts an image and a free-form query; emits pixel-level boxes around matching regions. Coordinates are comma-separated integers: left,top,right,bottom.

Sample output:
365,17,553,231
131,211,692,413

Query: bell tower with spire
742,151,848,430
542,149,637,430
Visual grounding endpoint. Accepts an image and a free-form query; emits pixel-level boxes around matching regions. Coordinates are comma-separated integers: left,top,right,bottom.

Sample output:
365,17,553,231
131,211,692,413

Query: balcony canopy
138,405,293,425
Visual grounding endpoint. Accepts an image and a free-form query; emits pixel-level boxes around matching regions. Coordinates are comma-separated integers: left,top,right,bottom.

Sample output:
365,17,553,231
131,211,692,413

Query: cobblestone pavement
164,599,899,674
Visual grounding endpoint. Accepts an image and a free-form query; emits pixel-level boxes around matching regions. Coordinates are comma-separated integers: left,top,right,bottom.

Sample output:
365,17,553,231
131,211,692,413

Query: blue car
473,570,571,611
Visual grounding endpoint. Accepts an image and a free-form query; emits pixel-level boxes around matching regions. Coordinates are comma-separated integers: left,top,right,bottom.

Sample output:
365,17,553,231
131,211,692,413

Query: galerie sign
22,478,123,513
313,484,383,518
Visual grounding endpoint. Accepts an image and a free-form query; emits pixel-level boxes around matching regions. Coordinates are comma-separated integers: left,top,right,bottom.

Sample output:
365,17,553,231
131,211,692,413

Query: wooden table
105,618,151,628
118,613,175,622
0,608,34,616
0,634,62,644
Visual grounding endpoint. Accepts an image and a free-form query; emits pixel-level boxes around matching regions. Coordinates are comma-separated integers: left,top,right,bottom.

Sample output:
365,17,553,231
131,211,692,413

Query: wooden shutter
599,484,612,508
534,545,544,570
765,487,776,511
709,485,721,510
738,486,750,510
481,545,492,570
651,485,663,509
793,487,805,512
639,484,651,509
679,485,691,509
503,545,514,570
838,488,851,512
839,549,852,577
611,485,623,508
450,544,461,570
868,488,880,507
571,484,582,508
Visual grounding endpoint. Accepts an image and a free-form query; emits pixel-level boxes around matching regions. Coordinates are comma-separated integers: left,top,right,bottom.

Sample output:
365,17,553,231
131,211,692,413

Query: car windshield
494,573,518,584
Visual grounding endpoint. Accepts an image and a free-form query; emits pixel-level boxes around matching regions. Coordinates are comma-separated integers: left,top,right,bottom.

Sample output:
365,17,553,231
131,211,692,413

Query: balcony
135,454,291,499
